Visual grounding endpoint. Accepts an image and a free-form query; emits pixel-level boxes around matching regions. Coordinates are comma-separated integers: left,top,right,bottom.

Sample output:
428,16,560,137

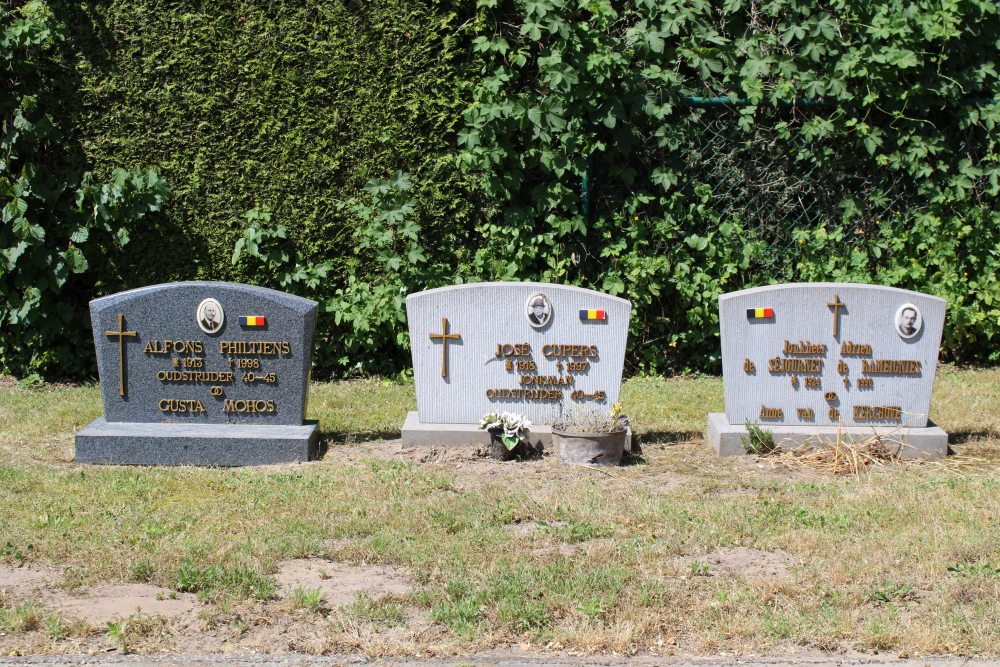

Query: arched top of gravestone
407,281,631,306
718,282,946,428
92,281,317,313
89,281,317,425
720,282,947,306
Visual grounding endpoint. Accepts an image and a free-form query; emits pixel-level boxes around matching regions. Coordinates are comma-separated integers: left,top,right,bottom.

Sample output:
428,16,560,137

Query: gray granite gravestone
708,282,948,459
75,282,319,465
402,282,631,447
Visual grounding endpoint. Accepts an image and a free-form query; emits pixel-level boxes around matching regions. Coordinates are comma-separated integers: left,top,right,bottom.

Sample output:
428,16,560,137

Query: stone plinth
707,413,948,460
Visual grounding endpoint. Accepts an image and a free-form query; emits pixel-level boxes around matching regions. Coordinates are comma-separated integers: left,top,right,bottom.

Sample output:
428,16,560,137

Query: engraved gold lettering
484,388,562,400
840,341,872,356
156,371,235,383
218,341,292,356
542,345,598,358
853,405,902,421
760,406,784,420
861,359,922,375
157,399,206,413
223,399,276,413
768,357,824,374
782,340,828,356
496,343,531,357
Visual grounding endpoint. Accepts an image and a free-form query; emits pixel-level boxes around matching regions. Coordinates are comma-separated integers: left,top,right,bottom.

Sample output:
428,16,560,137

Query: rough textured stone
720,283,946,428
406,282,630,425
75,281,318,465
706,412,948,460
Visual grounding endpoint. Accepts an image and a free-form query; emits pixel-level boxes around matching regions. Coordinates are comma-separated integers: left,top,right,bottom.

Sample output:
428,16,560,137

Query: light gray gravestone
402,282,631,447
708,282,949,459
74,281,319,465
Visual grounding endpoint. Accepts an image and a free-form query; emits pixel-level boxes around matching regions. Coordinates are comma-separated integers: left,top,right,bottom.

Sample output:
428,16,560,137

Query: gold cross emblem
104,313,138,397
428,318,461,379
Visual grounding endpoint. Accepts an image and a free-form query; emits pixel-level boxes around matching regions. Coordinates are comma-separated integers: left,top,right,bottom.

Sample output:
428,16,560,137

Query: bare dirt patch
0,564,54,595
274,558,415,607
675,547,794,580
48,584,198,623
0,564,198,623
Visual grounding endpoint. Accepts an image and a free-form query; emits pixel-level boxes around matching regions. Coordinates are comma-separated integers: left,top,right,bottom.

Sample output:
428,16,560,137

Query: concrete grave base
707,412,948,460
75,417,318,466
402,411,632,452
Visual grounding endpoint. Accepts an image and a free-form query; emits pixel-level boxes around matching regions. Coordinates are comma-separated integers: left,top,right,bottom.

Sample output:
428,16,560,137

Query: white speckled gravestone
75,282,319,465
403,283,631,447
708,282,949,458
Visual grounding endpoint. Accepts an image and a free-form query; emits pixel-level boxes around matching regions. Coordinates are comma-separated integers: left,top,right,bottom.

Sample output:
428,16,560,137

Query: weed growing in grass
433,596,481,635
948,561,1000,576
689,560,711,577
0,603,44,633
869,581,916,605
542,520,607,544
350,593,407,627
105,619,130,654
433,579,482,637
44,614,66,640
288,586,326,614
575,597,606,620
175,560,276,602
32,512,67,530
741,421,776,455
1,539,33,563
129,558,155,583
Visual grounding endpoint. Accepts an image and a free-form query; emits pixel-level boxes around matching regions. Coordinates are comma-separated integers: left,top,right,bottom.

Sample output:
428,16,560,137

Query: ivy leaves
461,0,1000,370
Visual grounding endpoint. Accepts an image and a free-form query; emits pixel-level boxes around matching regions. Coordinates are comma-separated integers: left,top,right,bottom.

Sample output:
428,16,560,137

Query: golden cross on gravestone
428,317,461,379
104,313,137,397
827,294,846,339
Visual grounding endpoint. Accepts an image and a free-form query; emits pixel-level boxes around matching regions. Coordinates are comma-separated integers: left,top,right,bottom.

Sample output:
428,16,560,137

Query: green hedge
62,0,478,313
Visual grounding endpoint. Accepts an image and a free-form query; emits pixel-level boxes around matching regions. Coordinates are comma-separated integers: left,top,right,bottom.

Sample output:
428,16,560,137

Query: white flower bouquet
478,411,531,451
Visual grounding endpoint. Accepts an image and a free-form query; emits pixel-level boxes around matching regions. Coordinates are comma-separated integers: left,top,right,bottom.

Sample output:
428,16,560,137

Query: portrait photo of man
197,298,225,334
525,293,552,328
895,303,921,339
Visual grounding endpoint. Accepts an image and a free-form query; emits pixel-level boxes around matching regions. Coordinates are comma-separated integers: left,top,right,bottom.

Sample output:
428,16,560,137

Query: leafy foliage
1,1,169,377
461,0,1000,371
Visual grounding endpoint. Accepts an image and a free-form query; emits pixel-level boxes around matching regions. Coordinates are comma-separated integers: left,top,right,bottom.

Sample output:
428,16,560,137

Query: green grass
0,367,999,655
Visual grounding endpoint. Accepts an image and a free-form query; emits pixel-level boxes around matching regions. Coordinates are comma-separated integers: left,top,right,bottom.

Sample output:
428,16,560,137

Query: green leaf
64,246,88,273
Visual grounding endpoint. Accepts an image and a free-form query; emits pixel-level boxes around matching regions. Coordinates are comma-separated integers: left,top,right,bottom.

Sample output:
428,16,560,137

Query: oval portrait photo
525,292,552,329
197,297,225,334
894,302,922,339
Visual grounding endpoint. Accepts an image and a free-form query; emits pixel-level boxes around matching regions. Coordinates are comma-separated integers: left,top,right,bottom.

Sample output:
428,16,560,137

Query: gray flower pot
553,430,626,466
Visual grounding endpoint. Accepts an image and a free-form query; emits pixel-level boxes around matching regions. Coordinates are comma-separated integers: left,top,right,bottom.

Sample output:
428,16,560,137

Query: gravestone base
707,413,948,460
75,417,319,466
402,411,632,452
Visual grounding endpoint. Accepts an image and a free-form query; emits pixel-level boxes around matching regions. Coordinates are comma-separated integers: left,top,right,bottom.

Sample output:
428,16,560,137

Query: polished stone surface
76,417,318,466
76,281,318,465
89,282,317,425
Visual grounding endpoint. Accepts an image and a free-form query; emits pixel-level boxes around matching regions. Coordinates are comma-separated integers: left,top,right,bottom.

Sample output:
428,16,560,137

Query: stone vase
487,430,523,461
554,429,626,466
